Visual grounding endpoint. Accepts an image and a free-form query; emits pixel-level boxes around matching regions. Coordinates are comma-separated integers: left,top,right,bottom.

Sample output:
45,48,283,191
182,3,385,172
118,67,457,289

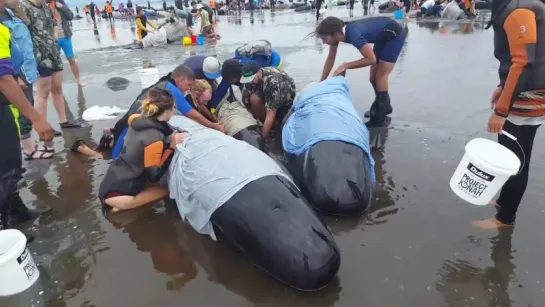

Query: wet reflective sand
3,8,545,307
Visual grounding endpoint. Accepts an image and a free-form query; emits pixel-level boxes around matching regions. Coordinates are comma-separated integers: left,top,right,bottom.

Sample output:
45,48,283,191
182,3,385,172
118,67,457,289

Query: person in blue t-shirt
315,16,406,127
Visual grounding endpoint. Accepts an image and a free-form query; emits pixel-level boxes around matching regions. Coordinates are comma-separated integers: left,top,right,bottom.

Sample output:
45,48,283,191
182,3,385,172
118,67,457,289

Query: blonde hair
141,88,175,117
189,79,212,107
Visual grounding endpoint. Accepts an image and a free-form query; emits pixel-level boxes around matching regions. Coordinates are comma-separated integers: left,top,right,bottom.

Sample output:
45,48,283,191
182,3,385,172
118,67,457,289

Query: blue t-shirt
344,17,393,49
166,82,192,114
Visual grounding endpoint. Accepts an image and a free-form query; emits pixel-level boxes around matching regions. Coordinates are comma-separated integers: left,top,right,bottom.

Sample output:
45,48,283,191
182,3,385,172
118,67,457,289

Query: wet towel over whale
168,115,294,240
282,76,376,183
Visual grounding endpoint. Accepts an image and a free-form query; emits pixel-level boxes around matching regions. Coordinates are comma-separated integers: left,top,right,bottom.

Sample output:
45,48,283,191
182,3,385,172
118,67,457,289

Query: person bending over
239,62,295,138
315,16,406,126
135,6,156,40
186,79,215,122
99,88,187,212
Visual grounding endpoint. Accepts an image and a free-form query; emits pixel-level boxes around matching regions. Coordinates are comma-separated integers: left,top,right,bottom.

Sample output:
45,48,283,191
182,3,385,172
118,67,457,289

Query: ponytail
140,88,175,117
141,99,160,116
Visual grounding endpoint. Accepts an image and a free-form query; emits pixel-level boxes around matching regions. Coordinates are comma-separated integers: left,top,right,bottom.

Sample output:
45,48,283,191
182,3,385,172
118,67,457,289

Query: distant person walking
105,1,114,22
89,1,97,22
127,0,134,16
50,0,84,86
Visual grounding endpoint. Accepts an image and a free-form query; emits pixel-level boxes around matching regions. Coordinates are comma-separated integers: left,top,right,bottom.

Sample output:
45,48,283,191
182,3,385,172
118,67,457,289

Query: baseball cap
196,3,204,9
240,61,261,84
203,57,221,80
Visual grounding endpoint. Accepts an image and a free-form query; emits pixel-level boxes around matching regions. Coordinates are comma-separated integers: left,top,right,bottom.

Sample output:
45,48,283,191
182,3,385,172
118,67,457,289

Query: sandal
60,121,82,129
24,149,53,161
35,144,54,153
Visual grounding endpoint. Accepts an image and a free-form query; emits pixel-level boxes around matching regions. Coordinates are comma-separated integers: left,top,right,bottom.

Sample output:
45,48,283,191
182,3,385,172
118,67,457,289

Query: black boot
364,90,393,118
367,91,390,127
8,193,52,226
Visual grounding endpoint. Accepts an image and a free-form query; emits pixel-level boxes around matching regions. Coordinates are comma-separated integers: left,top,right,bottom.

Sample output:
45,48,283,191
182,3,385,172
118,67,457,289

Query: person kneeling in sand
98,88,187,212
239,62,295,138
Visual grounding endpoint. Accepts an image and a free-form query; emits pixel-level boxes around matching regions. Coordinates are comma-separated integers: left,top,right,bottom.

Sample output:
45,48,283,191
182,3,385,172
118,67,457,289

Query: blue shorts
373,32,406,63
57,37,75,59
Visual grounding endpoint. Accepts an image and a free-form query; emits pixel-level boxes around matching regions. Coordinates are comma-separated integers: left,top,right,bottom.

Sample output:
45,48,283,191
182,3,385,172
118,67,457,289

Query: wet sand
3,8,545,307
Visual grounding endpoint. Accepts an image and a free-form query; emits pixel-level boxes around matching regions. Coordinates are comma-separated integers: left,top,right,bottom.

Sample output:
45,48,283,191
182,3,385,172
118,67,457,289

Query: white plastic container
139,67,160,90
0,229,40,296
450,138,521,205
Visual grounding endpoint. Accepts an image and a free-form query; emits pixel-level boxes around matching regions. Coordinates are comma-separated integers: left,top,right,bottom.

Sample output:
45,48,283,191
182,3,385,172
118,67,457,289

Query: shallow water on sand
3,8,545,307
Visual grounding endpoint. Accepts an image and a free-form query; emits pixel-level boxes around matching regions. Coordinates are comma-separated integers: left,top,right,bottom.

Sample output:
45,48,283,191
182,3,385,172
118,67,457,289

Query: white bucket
0,229,40,296
139,67,160,90
449,138,521,205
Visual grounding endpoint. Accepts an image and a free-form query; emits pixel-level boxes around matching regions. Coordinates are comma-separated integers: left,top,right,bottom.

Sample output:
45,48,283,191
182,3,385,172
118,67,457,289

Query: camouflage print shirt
244,67,295,112
20,0,62,70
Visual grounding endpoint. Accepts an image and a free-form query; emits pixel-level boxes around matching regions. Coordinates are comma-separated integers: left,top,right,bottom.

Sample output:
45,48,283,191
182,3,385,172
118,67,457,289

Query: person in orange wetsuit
135,6,156,40
474,0,545,229
105,1,114,22
98,88,187,212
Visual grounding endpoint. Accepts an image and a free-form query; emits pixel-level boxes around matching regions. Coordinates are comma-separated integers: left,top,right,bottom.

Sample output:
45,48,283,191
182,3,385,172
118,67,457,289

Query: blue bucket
196,36,205,45
393,9,404,19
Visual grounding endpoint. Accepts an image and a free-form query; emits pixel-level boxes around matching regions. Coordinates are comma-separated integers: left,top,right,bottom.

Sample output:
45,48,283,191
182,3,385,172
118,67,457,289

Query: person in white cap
183,55,224,105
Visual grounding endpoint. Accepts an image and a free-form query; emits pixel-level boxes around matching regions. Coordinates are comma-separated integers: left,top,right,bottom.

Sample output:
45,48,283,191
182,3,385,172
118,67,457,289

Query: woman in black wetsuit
315,16,406,126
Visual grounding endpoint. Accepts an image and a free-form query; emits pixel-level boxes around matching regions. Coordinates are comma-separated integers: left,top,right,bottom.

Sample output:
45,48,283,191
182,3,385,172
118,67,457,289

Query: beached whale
168,115,340,291
216,99,264,151
294,3,312,11
282,77,374,215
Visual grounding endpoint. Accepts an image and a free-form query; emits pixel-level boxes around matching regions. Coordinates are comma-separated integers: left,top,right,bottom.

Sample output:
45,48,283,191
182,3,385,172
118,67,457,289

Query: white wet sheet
168,115,293,240
81,105,127,121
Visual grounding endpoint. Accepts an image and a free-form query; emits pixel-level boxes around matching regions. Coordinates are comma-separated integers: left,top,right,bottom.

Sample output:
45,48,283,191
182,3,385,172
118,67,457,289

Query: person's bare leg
68,58,82,86
35,76,52,119
105,185,169,212
375,60,395,92
50,71,68,123
77,144,103,158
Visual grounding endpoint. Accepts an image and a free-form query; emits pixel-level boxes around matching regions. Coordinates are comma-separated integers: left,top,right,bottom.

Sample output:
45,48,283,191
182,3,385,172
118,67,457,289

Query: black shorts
403,0,411,12
37,66,62,78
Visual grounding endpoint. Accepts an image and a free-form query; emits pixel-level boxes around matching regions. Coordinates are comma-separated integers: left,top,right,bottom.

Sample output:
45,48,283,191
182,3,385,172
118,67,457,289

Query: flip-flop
60,121,82,129
35,144,54,153
24,149,53,161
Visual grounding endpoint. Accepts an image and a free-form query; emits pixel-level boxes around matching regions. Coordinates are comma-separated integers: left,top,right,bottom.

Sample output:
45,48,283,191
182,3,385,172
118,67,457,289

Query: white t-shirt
422,0,435,9
507,115,545,126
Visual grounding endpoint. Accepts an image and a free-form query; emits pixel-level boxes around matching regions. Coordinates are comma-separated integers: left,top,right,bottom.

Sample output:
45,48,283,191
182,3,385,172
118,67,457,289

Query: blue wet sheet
282,77,375,183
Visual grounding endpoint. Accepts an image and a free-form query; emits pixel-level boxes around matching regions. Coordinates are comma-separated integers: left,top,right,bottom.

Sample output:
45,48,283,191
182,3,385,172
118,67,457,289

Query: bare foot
77,80,86,86
110,207,120,213
472,218,512,230
103,128,113,134
489,200,499,207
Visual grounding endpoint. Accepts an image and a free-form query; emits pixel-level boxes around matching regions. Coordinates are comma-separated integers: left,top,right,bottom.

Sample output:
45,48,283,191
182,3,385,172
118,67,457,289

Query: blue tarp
282,77,375,183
